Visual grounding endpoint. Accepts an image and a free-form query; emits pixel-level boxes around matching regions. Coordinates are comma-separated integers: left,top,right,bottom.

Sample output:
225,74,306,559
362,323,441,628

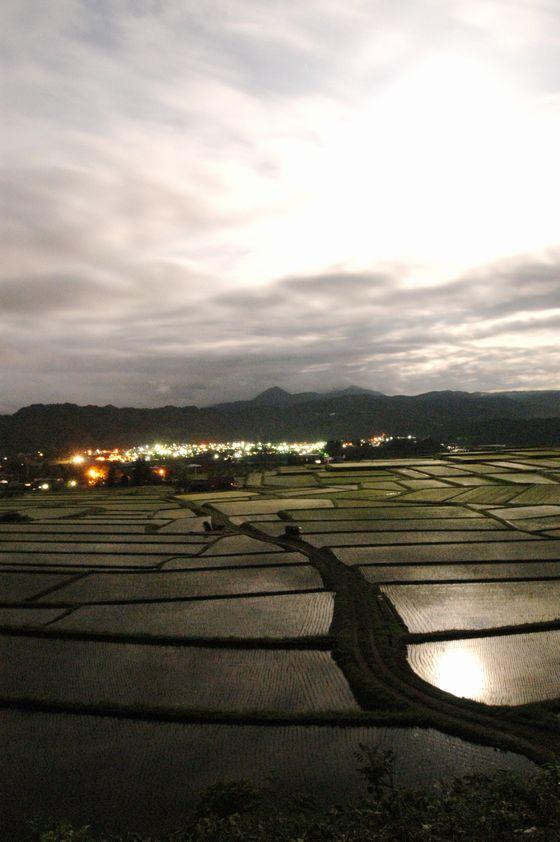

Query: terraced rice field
0,532,206,546
0,607,67,627
53,591,336,638
34,565,323,602
327,459,444,468
0,540,204,554
511,486,560,504
503,516,560,531
0,636,358,713
213,498,334,515
0,550,168,568
331,489,400,500
334,540,560,566
229,513,282,524
1,712,535,838
0,522,158,533
280,474,357,488
288,505,481,519
161,550,308,569
360,561,560,583
440,476,499,486
4,451,560,831
262,474,319,486
263,517,506,534
391,488,468,502
200,534,286,554
0,571,74,600
408,631,560,705
254,517,503,538
411,466,476,477
493,473,556,484
445,487,525,504
305,529,526,548
490,505,560,519
400,479,454,489
381,581,560,632
176,491,256,502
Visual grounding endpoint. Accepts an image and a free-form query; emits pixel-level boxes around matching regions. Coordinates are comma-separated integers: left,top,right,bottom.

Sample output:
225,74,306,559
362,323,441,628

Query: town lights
86,467,105,484
66,440,328,463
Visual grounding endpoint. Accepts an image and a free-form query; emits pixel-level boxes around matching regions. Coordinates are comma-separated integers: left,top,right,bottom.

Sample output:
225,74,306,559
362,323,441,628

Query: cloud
2,248,560,412
1,1,560,412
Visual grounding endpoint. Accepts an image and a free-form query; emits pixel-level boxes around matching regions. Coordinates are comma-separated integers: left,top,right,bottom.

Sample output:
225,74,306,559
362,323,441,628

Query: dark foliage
0,510,30,522
130,457,152,486
26,758,560,841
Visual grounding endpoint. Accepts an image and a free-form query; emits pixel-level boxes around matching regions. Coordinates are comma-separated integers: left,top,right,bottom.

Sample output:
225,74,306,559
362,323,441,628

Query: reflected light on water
435,649,486,699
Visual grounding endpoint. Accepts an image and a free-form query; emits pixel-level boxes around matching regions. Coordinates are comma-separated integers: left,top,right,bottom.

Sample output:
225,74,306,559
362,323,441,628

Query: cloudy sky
2,0,560,411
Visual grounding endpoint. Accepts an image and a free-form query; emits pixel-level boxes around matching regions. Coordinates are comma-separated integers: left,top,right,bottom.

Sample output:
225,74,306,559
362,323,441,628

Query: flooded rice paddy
2,450,560,832
1,712,535,838
54,591,336,637
0,636,359,712
408,631,560,705
381,581,560,632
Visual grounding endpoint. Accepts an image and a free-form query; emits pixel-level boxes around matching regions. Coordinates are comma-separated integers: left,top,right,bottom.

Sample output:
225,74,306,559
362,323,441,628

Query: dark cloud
3,250,559,412
0,271,125,315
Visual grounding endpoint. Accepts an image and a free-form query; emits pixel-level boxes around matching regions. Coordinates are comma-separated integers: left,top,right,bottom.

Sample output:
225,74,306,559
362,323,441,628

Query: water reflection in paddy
433,649,486,699
408,630,560,705
1,712,536,838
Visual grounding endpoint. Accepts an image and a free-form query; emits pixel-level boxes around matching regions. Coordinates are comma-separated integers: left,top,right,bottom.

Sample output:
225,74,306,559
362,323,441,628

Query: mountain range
1,387,560,453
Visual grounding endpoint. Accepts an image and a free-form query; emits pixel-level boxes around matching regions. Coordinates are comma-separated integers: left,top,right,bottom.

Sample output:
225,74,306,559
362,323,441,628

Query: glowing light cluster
342,434,393,448
86,467,106,484
69,440,328,463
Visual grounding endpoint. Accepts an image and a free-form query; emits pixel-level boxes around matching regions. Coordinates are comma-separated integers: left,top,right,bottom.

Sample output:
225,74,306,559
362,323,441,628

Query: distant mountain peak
327,385,385,398
251,384,387,406
251,387,292,405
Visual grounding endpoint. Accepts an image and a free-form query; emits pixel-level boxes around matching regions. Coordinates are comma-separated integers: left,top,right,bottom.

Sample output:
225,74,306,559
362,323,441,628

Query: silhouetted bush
26,758,560,841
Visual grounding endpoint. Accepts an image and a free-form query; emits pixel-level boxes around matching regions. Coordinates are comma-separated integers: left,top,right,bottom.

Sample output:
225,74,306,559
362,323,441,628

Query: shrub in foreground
27,752,560,842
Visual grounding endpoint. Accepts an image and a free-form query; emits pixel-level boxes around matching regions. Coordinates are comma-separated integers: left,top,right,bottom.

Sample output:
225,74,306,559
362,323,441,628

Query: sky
1,0,560,411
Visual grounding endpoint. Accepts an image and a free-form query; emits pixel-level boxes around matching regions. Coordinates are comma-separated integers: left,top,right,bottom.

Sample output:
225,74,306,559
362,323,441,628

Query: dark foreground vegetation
28,752,560,841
